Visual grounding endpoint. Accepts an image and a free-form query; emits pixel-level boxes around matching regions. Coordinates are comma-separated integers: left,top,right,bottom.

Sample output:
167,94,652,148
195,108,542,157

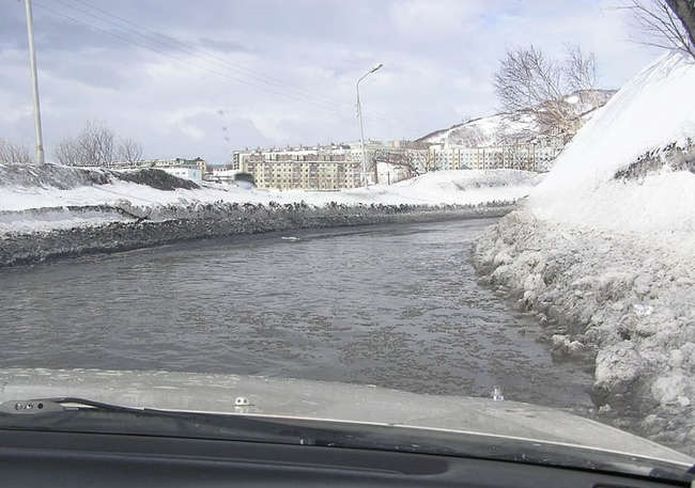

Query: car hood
0,367,691,465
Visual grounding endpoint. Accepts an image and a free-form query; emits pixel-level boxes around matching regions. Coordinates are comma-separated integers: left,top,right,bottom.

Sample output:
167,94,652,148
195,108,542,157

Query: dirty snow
0,168,540,234
473,52,695,454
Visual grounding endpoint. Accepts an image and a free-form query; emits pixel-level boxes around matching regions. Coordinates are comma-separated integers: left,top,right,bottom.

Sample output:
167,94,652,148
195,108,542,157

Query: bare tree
54,138,81,166
666,0,695,44
54,121,116,167
117,138,144,165
494,44,597,137
0,139,33,164
626,0,695,58
565,45,597,92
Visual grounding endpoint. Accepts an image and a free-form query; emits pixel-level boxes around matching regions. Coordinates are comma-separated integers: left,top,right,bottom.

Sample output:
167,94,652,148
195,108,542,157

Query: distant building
229,134,561,191
427,139,562,172
136,157,206,182
231,141,434,190
232,145,363,191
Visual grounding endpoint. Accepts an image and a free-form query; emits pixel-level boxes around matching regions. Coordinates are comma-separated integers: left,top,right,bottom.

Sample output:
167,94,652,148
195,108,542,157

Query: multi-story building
428,139,562,172
233,145,367,190
231,135,562,191
232,141,437,190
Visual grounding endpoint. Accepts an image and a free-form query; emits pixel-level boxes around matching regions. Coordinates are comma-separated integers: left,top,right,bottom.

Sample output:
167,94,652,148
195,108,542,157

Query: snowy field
474,52,695,453
0,168,541,234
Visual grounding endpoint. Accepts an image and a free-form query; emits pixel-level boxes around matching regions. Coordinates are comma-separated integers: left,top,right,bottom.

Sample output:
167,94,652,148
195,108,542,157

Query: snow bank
0,167,540,233
1,204,511,268
531,52,695,238
0,167,540,211
283,170,541,207
0,166,530,265
473,52,695,454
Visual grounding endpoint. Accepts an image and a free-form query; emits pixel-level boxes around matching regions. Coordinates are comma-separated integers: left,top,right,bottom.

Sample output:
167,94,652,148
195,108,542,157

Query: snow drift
473,52,695,454
0,167,540,233
531,52,695,237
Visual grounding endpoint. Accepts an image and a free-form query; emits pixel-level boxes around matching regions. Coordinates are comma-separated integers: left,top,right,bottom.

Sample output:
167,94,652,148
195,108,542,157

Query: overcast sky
1,0,660,163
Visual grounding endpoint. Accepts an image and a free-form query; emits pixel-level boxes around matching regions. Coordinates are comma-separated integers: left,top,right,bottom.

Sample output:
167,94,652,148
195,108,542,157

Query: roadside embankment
0,202,511,268
473,52,695,455
473,208,695,454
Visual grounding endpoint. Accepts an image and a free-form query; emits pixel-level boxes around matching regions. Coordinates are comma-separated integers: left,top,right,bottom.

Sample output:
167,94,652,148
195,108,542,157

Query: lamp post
356,63,382,186
24,0,44,164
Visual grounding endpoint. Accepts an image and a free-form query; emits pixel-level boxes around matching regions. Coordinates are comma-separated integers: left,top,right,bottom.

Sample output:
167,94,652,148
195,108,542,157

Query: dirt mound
0,163,199,191
0,163,110,189
113,168,199,190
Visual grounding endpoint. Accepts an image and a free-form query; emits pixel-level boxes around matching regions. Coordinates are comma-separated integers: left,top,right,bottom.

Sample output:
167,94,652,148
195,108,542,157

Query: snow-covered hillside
419,89,614,146
473,52,695,453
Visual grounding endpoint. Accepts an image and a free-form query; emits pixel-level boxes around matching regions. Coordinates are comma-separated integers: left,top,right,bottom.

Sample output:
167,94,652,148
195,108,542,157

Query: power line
33,1,348,119
67,0,359,114
31,0,392,137
45,0,393,123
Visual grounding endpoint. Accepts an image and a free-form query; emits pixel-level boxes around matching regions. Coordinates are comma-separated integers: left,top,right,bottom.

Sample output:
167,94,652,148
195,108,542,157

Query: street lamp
356,63,382,186
24,0,44,164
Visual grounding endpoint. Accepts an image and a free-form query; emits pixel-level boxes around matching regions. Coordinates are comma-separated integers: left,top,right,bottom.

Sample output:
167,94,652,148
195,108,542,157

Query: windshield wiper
0,397,142,415
0,396,311,445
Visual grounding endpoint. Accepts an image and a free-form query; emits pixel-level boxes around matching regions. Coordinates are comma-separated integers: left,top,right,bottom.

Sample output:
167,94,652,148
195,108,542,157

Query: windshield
1,0,694,481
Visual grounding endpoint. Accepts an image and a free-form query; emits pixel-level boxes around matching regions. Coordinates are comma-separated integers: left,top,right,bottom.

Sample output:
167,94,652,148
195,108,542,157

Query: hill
418,89,615,147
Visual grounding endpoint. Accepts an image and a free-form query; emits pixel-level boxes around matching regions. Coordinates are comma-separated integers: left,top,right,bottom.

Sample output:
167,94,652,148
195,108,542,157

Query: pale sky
1,0,661,163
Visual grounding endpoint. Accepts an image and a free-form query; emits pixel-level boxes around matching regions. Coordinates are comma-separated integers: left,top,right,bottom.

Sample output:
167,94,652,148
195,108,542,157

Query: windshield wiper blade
0,396,323,446
0,397,143,415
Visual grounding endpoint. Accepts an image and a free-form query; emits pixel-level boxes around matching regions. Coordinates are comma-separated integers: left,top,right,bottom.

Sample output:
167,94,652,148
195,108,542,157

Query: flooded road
0,218,592,409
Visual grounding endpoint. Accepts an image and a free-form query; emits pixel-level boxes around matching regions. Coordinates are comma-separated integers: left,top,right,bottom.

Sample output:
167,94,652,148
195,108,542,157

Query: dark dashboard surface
0,428,686,487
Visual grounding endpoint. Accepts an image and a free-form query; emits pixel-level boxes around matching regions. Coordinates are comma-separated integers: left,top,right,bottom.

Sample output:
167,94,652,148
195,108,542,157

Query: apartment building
428,139,563,172
233,146,363,190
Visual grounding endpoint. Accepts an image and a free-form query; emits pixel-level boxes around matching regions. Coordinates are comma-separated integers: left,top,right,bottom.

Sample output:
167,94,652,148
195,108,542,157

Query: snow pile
0,162,110,189
284,170,542,207
531,52,695,238
0,168,540,233
473,52,695,454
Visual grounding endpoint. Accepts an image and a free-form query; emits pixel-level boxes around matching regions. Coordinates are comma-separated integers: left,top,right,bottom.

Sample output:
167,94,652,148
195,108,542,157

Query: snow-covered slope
419,90,614,146
531,52,695,237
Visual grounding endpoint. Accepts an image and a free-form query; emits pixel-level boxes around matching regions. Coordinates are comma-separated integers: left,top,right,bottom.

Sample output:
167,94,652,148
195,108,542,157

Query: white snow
531,52,695,241
419,90,614,147
0,169,541,233
0,210,126,234
474,52,695,454
0,169,540,211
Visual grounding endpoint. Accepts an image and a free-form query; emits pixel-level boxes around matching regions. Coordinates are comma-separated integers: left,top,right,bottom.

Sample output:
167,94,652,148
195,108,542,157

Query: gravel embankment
0,202,511,268
473,208,695,455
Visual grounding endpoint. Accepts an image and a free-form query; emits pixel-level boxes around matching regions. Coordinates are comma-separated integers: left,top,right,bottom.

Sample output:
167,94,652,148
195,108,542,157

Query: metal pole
24,0,45,164
356,81,367,186
355,63,382,187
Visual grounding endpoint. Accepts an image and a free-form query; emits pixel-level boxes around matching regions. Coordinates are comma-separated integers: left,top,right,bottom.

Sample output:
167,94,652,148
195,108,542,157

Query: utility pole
24,0,45,164
356,63,382,186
